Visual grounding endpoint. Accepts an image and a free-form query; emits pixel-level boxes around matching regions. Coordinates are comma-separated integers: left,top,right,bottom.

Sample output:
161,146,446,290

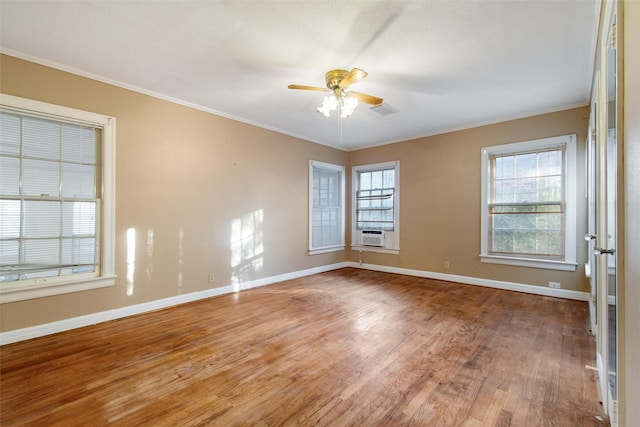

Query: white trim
350,245,399,255
346,262,590,301
480,254,577,271
0,275,117,304
0,94,117,302
480,134,577,270
309,246,345,255
0,261,591,345
351,161,400,250
309,160,345,253
0,262,349,345
0,50,595,153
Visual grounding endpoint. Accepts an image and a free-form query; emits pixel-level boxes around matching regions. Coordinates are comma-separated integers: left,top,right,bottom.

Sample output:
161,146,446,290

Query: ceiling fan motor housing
325,69,349,90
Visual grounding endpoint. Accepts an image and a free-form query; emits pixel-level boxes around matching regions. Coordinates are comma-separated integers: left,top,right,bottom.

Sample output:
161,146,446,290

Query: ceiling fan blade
339,68,368,89
288,84,329,92
350,91,383,106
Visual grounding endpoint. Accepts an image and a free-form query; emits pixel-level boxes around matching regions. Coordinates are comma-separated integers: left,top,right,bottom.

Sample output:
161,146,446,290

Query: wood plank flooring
0,268,608,426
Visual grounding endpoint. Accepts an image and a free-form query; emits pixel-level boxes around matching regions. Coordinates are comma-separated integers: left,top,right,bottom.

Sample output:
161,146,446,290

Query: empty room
1,1,638,426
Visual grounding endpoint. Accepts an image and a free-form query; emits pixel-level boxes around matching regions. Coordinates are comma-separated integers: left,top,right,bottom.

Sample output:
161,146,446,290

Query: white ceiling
0,0,599,151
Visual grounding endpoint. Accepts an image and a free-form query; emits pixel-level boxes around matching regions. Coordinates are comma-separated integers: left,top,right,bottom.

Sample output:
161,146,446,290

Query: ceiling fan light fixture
317,94,339,117
317,93,359,118
341,94,358,118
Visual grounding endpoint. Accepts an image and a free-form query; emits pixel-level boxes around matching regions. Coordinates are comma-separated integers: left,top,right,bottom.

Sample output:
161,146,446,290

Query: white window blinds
309,161,344,252
0,111,102,282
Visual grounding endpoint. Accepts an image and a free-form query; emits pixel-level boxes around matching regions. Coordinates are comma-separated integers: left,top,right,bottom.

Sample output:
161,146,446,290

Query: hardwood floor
0,268,608,426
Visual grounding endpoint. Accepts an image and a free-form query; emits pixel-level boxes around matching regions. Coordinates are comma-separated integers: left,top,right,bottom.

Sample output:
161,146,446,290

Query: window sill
351,245,399,255
309,245,345,255
480,255,577,271
0,275,116,304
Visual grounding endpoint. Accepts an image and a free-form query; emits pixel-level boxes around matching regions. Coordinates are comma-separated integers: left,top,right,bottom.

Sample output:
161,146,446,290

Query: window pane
22,159,60,196
494,179,514,203
23,117,60,160
0,157,19,195
61,237,95,265
490,210,563,257
359,171,371,190
492,229,514,253
0,200,21,239
0,240,19,267
0,112,20,155
23,201,61,238
371,170,382,189
547,150,562,175
62,202,96,236
514,177,537,202
62,124,96,164
383,169,395,188
493,212,514,230
495,156,513,179
547,175,562,201
515,212,536,230
514,153,537,178
62,163,95,198
513,230,537,253
23,238,60,265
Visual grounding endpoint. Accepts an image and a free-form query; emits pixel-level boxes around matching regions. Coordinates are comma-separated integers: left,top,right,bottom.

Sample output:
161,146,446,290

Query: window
352,161,400,252
480,135,577,271
309,160,345,254
0,94,116,302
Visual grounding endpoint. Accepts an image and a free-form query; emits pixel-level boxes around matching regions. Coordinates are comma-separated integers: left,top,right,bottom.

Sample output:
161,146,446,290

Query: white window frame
0,94,116,303
309,160,345,255
351,161,400,254
480,134,577,271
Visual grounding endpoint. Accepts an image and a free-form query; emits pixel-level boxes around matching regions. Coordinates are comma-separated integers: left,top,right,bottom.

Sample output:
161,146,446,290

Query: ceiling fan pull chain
339,109,342,145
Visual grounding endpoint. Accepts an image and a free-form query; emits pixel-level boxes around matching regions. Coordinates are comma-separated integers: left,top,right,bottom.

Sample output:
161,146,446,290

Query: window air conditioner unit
361,230,385,247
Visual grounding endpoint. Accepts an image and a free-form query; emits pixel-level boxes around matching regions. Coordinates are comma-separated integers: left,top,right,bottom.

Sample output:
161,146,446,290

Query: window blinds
0,111,102,281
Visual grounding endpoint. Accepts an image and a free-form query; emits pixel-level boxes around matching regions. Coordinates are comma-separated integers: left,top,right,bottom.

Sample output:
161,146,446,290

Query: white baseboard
0,262,349,345
347,262,590,301
1,261,589,345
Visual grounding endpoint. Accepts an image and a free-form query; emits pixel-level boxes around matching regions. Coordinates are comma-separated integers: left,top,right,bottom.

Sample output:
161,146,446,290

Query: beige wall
0,54,591,334
348,107,590,292
0,55,348,331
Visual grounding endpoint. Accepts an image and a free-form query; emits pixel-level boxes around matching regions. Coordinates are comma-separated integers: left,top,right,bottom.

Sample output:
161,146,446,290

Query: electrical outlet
208,273,215,283
444,261,450,270
549,281,561,289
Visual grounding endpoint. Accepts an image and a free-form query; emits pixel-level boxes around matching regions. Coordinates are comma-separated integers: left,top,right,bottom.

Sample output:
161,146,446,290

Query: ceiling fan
288,68,383,118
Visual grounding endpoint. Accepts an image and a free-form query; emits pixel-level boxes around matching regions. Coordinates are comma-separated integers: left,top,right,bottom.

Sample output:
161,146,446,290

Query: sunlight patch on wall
146,228,154,284
230,209,264,292
126,227,136,296
177,227,184,294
